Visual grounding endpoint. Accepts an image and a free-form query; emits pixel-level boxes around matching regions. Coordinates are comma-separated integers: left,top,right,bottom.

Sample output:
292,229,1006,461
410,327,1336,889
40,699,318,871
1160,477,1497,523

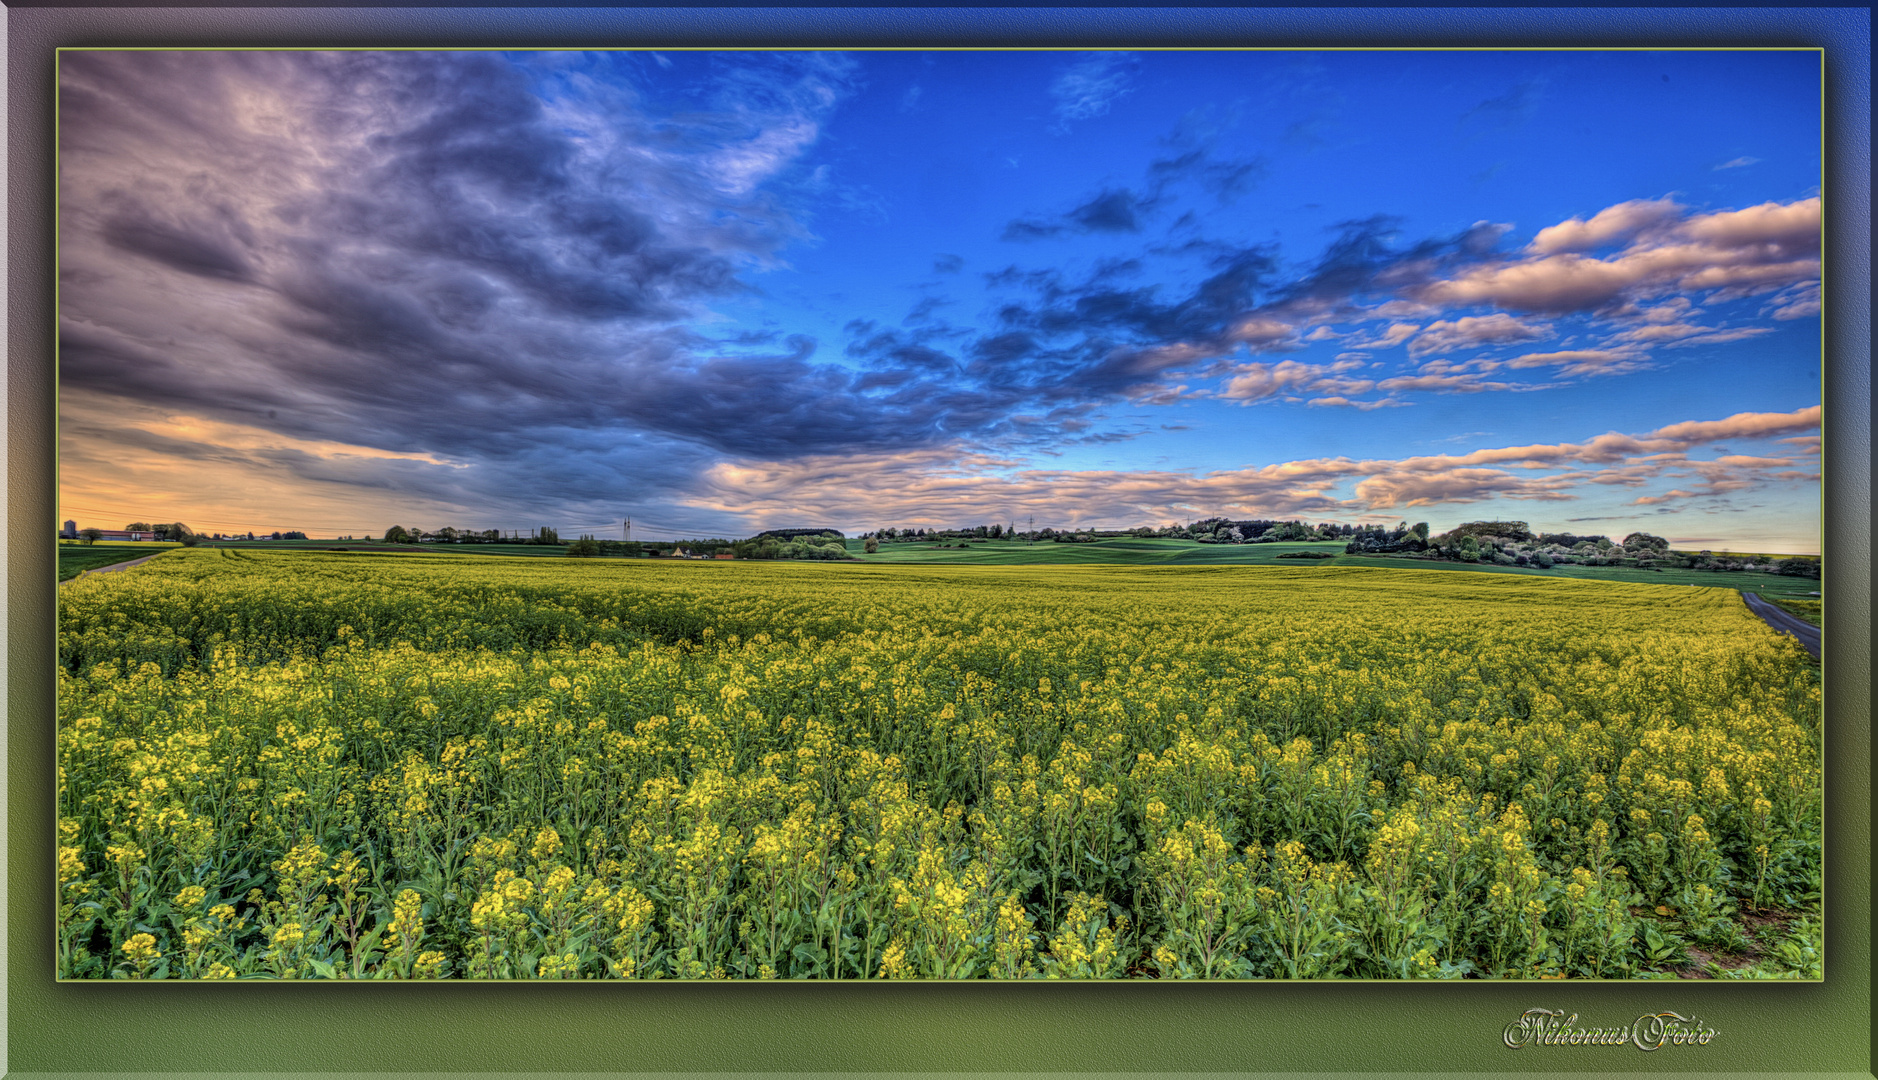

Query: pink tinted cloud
1406,313,1550,357
1415,196,1820,314
1347,322,1421,349
1525,198,1684,255
1607,322,1772,347
1647,406,1820,445
1766,280,1821,321
1306,395,1407,411
1217,358,1368,403
1504,349,1648,377
1375,373,1515,394
1227,316,1301,349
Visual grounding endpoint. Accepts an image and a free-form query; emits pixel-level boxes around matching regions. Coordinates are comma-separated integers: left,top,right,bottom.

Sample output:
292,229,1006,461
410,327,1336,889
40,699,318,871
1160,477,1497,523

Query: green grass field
850,536,1354,567
1768,597,1823,626
202,539,573,558
57,542,180,582
178,534,1820,602
1334,552,1821,600
845,537,1821,600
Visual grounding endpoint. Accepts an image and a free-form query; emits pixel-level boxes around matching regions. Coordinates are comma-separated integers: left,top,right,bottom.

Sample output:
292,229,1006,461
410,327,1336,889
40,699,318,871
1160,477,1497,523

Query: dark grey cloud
902,296,953,325
1267,215,1515,316
1069,189,1154,233
1460,76,1549,133
1002,117,1267,243
102,212,255,282
59,50,896,511
1005,187,1165,240
1147,148,1268,203
70,48,1129,484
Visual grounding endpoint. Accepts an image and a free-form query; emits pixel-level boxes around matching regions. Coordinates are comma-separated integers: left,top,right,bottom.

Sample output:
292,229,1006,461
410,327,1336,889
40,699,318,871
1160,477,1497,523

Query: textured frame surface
8,6,1870,1076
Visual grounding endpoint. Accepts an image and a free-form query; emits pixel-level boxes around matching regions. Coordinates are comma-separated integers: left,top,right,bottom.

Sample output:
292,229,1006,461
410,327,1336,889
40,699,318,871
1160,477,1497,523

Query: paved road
63,551,166,583
1742,591,1821,660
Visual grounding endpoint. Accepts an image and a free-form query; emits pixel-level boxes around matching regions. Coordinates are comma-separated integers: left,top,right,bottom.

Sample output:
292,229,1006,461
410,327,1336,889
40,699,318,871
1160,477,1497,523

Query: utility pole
1028,515,1034,545
624,516,631,543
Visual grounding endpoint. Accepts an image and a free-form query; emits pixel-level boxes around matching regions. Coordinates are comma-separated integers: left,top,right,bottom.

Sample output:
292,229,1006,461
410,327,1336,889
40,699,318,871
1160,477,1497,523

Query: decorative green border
9,6,1870,1076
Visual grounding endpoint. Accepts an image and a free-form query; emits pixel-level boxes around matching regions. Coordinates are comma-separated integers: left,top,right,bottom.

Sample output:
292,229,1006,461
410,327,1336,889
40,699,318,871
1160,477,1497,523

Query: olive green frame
9,5,1869,1076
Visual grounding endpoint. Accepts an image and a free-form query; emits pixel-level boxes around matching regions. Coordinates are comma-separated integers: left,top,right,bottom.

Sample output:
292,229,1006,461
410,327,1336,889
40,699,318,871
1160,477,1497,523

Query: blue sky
58,49,1822,549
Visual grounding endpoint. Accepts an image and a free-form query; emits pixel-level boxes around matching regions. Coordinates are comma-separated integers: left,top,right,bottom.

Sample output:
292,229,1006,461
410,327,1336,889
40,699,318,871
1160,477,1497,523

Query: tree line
73,522,202,546
863,518,1366,546
1347,520,1819,577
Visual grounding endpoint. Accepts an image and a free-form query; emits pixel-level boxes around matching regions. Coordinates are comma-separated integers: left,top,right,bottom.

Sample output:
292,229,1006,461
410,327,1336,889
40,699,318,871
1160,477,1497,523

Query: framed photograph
13,5,1870,1076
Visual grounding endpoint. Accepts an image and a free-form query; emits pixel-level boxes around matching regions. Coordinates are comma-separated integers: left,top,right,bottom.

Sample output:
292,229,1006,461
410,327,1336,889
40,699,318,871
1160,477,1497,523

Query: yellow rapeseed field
57,549,1822,979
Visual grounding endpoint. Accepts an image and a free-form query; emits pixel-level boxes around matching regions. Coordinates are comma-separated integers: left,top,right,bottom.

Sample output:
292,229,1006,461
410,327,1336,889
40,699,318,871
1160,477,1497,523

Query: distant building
61,520,78,538
714,552,734,560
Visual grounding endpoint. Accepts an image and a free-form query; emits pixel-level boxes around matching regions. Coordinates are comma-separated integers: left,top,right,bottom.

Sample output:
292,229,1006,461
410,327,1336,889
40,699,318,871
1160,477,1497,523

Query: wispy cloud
1050,52,1136,126
1218,358,1369,404
1459,76,1548,134
1504,349,1649,378
1406,313,1551,357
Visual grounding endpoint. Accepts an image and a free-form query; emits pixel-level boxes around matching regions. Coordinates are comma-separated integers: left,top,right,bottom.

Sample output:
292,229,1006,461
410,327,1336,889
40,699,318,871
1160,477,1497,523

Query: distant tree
126,522,153,533
1458,535,1481,562
1444,520,1533,542
1622,531,1669,552
566,536,602,557
383,525,411,544
535,526,560,545
751,527,846,543
78,527,103,545
863,536,879,554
